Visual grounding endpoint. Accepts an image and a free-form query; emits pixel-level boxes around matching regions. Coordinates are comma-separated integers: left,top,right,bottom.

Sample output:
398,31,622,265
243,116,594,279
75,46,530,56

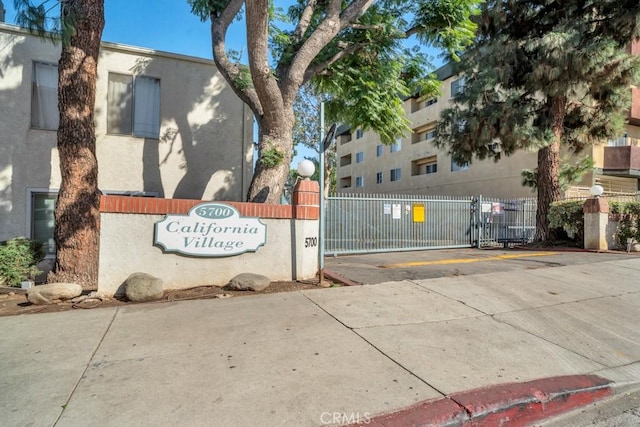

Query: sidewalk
1,254,639,426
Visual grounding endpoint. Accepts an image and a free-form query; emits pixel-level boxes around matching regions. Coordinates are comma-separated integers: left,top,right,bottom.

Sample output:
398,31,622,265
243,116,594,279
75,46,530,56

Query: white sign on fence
154,203,267,257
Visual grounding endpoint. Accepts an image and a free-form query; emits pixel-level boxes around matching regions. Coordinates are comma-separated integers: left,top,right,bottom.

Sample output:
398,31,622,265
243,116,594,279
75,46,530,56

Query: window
340,176,352,188
356,128,364,139
31,62,59,130
390,139,402,153
376,145,384,157
356,151,364,163
451,159,469,172
451,77,465,96
390,168,401,182
108,73,161,138
355,176,364,187
412,156,438,176
30,191,57,256
376,172,383,184
425,98,438,107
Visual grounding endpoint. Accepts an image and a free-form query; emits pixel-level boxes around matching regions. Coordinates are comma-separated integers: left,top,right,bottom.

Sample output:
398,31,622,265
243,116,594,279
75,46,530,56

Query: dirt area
0,280,334,317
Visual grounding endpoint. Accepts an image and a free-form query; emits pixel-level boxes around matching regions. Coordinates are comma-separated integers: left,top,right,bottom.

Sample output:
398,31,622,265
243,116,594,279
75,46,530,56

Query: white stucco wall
0,23,253,244
98,213,319,296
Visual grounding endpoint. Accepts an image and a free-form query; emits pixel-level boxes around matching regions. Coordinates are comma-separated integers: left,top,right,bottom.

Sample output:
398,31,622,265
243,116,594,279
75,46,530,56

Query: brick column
292,179,320,219
583,197,609,251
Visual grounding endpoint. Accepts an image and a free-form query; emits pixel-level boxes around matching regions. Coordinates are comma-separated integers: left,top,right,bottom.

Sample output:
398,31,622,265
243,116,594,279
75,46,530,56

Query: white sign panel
392,204,401,219
154,203,267,257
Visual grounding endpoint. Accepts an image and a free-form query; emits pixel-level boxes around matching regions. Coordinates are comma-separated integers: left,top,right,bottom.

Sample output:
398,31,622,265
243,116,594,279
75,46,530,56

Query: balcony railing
607,136,640,147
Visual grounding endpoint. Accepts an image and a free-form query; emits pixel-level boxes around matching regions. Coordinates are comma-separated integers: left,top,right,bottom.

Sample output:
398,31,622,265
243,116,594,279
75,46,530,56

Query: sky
3,0,227,59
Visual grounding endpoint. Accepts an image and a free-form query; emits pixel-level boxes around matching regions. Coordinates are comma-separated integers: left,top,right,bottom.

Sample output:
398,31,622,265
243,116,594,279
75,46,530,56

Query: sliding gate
325,194,537,255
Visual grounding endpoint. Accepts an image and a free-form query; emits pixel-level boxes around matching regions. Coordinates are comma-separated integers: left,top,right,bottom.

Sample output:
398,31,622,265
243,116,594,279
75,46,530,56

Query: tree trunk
247,113,295,203
534,96,565,242
49,1,104,287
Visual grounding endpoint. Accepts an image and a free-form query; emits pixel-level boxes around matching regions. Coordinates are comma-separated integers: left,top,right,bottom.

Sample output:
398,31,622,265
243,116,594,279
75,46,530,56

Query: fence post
583,196,609,251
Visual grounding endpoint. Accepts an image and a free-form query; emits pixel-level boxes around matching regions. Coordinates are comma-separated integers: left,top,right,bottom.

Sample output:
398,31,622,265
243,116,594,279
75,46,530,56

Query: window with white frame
390,168,401,181
390,139,401,153
355,176,364,187
356,128,364,139
451,77,465,96
356,151,364,163
451,159,469,172
376,145,384,157
108,73,161,139
31,62,59,130
376,172,383,184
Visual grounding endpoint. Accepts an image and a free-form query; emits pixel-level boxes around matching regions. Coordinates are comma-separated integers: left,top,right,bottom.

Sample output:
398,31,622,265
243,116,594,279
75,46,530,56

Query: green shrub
0,237,44,287
549,200,585,244
610,201,640,248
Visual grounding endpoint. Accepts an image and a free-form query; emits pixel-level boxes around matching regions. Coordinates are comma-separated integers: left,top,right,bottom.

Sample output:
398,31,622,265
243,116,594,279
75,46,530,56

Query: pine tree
435,0,640,241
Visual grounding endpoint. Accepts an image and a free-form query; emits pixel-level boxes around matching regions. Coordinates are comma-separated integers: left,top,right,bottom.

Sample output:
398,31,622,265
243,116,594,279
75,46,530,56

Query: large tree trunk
534,96,565,242
247,112,295,203
49,1,104,287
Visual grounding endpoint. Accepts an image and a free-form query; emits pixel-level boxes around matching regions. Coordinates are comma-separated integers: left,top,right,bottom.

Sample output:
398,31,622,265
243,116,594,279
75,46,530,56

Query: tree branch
246,0,285,126
280,0,374,105
211,0,263,117
292,0,318,43
303,42,364,83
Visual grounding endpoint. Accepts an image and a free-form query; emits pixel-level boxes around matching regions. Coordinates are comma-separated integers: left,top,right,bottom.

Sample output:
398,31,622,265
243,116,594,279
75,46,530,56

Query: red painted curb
323,268,362,287
350,375,612,427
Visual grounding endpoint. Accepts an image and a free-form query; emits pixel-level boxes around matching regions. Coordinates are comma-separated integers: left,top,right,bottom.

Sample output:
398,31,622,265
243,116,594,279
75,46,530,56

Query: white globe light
297,159,315,179
590,185,604,197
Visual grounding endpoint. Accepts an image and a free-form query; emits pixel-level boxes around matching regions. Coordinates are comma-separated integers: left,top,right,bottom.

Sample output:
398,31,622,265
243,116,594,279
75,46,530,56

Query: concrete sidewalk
1,255,639,426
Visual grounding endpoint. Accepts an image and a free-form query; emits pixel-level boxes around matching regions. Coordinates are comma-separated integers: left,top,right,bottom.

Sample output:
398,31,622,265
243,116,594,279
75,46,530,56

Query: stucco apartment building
0,22,253,255
336,43,640,199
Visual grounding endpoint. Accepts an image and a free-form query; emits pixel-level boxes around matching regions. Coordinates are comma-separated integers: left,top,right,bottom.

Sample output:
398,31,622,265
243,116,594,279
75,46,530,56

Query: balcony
603,144,640,177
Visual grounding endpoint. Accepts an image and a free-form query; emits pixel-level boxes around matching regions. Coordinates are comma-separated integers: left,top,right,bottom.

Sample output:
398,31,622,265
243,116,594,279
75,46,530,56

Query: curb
351,375,612,427
323,268,362,287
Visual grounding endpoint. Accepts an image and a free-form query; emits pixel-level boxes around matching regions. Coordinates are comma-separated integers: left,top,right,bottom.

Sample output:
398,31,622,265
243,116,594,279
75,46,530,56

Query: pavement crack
53,307,120,426
300,293,450,398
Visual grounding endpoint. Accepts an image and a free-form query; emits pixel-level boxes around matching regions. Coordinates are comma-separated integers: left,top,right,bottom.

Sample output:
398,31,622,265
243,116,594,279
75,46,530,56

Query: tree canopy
435,0,640,240
189,0,482,203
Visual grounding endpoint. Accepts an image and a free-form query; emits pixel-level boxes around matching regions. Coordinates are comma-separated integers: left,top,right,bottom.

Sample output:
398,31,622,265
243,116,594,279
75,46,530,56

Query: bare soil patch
0,280,333,317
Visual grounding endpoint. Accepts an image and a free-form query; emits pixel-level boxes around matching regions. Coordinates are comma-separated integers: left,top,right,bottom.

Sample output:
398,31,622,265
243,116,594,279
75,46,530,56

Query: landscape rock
27,283,82,305
224,273,271,292
124,273,164,302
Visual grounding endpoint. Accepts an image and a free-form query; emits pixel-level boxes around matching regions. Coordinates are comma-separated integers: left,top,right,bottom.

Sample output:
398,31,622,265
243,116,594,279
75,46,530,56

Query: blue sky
3,0,226,59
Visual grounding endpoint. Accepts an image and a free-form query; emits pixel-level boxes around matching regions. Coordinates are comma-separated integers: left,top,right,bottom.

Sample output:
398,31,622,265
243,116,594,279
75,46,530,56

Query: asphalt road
324,247,638,285
537,387,640,426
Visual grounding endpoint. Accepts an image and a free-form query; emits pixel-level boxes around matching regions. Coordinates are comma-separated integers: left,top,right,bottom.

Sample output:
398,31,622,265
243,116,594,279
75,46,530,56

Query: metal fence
325,193,475,255
325,193,538,255
475,197,537,248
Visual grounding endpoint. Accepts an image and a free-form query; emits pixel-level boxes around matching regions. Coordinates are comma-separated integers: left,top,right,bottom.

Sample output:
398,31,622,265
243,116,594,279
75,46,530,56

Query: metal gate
325,193,537,255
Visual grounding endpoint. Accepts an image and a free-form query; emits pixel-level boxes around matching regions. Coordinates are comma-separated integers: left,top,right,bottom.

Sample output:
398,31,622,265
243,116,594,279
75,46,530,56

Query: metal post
476,195,483,248
318,102,325,283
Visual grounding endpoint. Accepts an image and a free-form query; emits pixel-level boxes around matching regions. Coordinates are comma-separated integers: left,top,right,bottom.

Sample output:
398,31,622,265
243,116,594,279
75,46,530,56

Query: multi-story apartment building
337,45,640,198
0,22,254,256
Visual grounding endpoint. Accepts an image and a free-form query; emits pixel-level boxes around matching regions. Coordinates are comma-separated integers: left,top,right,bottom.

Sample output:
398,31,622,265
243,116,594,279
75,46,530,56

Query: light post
318,102,337,283
297,159,315,180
